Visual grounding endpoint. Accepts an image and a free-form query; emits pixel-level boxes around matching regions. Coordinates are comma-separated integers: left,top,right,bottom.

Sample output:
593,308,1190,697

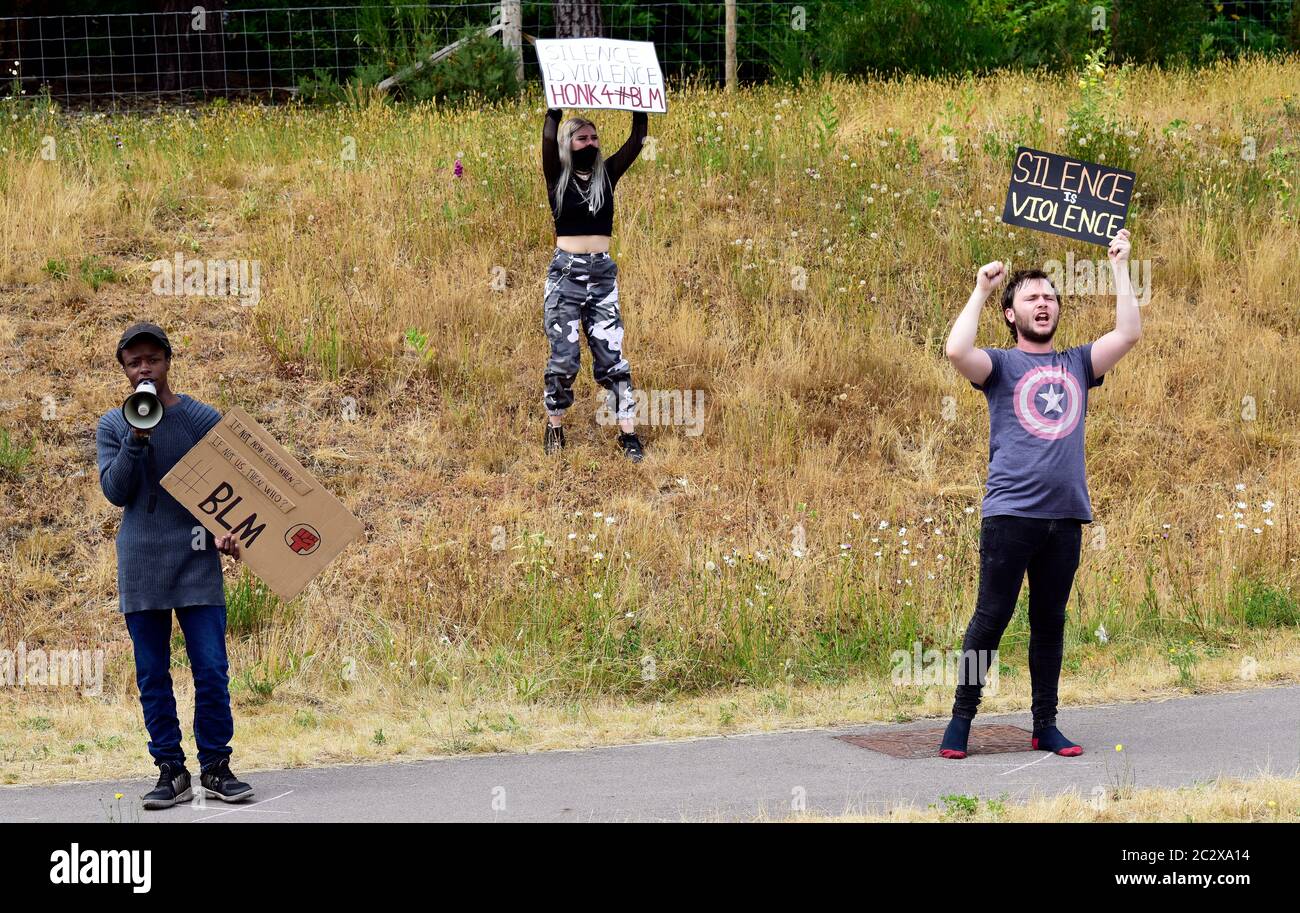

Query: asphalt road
5,685,1297,822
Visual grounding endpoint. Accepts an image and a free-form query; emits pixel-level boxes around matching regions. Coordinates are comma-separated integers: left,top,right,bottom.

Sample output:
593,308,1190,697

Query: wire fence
0,2,799,109
0,2,1294,110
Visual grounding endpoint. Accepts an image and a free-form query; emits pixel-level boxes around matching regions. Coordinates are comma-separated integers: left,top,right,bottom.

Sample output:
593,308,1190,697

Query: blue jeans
124,604,233,771
951,515,1083,728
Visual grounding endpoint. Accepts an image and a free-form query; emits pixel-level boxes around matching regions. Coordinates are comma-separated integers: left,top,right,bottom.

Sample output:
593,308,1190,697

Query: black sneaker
618,431,644,463
199,759,255,803
544,424,565,454
141,761,192,810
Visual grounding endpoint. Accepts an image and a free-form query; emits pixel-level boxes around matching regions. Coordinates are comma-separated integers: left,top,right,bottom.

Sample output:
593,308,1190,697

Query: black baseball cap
116,322,172,363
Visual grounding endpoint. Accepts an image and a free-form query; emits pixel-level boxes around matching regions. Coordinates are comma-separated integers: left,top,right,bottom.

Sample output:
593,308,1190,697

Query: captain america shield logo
1011,365,1083,440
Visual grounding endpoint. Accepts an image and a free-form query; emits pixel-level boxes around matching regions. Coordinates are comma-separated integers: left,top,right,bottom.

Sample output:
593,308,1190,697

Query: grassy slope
1,57,1298,787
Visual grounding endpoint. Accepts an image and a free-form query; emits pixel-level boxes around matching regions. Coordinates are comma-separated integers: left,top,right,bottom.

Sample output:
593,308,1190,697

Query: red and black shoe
938,716,971,759
1031,724,1083,756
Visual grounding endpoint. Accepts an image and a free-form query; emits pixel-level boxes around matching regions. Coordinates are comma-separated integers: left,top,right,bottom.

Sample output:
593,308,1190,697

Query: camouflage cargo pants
542,248,636,420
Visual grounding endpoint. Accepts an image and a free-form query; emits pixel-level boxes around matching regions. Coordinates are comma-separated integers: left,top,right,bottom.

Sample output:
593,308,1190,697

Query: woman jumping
540,105,648,462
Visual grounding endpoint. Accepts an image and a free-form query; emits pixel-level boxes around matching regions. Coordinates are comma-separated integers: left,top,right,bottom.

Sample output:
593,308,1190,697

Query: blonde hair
553,117,608,217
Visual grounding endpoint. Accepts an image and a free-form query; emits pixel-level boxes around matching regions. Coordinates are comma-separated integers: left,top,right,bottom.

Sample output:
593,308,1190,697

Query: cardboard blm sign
161,407,364,602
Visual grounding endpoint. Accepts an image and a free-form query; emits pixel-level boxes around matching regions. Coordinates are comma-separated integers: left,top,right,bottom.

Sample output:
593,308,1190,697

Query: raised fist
1108,228,1131,264
976,261,1006,295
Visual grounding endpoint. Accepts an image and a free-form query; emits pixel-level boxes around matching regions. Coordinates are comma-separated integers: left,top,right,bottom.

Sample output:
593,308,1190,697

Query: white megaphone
122,379,164,430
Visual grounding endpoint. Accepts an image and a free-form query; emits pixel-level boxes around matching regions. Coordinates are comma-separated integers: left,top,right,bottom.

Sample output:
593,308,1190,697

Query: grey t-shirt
970,342,1104,522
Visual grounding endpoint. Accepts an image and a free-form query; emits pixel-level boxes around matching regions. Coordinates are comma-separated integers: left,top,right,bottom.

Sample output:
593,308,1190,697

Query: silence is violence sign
1001,146,1136,247
536,37,667,113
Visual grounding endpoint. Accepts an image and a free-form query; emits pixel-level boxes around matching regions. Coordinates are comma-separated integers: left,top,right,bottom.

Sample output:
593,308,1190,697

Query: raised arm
944,261,1002,386
1090,228,1141,378
542,107,563,187
96,414,148,507
603,110,648,183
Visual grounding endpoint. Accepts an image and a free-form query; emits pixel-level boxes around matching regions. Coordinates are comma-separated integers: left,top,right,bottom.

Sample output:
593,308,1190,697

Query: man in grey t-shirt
937,229,1141,759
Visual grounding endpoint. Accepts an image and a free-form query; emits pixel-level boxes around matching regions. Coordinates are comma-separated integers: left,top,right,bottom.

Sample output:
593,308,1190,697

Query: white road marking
1000,753,1053,775
191,789,294,822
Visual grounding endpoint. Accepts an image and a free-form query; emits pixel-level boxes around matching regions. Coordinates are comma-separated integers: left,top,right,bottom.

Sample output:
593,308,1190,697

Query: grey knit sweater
96,394,226,613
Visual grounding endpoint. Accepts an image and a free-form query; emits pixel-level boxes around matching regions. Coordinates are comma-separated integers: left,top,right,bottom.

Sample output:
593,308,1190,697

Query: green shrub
1234,578,1300,628
0,429,35,480
816,0,1008,78
225,570,280,638
1064,41,1140,170
296,24,521,109
78,255,119,291
1200,6,1294,59
997,0,1098,71
381,25,521,107
295,67,352,105
1112,0,1208,66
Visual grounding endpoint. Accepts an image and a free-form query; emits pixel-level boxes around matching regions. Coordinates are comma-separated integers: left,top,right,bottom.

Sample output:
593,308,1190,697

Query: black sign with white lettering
1001,146,1136,247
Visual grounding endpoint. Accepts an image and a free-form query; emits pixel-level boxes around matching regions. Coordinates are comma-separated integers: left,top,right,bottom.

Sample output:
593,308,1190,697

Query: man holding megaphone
95,322,255,809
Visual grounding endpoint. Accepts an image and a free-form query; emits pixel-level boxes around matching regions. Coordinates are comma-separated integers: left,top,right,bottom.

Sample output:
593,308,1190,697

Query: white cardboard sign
536,38,667,113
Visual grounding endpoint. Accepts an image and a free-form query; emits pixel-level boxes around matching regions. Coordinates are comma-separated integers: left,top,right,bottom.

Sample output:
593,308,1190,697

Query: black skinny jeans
951,514,1083,729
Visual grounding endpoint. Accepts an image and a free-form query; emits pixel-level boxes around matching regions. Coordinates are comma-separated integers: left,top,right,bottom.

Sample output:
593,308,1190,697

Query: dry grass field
1,55,1298,791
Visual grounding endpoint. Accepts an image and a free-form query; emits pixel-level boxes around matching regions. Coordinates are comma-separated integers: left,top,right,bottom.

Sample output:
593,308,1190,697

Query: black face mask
571,145,598,170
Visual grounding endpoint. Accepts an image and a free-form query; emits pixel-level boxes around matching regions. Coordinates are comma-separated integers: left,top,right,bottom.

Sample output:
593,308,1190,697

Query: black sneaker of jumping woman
540,105,648,463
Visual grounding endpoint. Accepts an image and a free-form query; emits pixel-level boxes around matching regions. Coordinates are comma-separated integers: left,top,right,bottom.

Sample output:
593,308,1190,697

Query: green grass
0,429,34,480
2,58,1298,708
1234,578,1300,628
225,569,281,639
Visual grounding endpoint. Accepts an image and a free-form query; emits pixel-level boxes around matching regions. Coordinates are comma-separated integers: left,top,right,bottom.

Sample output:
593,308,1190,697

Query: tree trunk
554,0,604,38
157,0,228,96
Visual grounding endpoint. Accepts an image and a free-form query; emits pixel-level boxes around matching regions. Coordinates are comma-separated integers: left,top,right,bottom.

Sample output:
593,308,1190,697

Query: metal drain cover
836,724,1034,759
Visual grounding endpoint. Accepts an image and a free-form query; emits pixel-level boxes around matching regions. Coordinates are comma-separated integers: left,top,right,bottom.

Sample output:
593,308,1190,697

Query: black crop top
542,107,648,236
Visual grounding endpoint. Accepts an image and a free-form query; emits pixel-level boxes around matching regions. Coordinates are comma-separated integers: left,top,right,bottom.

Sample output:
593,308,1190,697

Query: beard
1017,314,1057,343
